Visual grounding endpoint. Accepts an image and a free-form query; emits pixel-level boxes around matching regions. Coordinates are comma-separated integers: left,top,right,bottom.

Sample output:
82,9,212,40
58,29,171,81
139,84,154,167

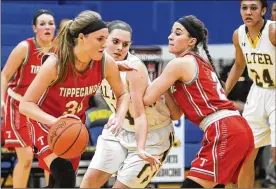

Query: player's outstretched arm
126,60,160,166
104,53,130,134
225,29,246,96
126,60,148,152
19,55,58,125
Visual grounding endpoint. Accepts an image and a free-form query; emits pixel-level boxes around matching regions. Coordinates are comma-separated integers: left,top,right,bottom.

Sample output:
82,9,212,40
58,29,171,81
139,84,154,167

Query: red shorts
3,96,32,150
187,115,254,185
28,119,80,173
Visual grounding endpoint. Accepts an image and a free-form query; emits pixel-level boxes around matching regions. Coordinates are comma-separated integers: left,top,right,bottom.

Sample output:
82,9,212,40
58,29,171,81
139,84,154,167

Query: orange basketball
47,117,89,159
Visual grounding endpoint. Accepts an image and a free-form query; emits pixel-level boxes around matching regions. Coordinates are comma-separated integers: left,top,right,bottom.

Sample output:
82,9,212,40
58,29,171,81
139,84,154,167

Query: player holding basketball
142,15,255,188
225,0,276,187
1,9,55,188
81,20,174,188
19,11,130,188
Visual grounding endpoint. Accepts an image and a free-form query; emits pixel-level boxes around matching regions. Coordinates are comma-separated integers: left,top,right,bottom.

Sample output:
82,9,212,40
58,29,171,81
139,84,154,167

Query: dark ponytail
202,28,224,88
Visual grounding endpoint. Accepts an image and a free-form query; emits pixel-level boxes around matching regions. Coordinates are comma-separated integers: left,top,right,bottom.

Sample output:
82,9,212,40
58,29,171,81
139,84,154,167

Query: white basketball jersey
238,20,276,88
101,52,172,132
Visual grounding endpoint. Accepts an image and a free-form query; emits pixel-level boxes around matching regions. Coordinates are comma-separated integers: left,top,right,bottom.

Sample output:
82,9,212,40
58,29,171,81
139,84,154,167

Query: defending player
81,20,174,188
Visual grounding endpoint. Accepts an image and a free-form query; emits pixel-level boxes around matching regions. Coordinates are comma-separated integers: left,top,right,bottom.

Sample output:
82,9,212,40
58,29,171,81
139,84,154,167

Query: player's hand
105,116,123,136
272,147,276,165
137,149,161,171
117,60,137,72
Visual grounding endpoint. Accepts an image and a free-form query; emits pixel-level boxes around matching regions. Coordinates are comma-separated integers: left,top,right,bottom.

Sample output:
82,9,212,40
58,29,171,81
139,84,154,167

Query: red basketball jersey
172,52,236,125
8,38,43,96
37,53,105,123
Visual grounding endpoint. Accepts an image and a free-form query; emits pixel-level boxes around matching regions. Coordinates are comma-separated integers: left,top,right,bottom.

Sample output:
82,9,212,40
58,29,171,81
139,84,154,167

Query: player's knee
17,156,33,169
18,159,33,169
181,178,204,188
81,168,109,186
16,147,34,163
24,158,33,169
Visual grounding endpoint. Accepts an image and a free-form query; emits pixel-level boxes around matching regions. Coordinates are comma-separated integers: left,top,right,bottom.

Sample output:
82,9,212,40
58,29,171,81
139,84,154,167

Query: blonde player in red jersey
1,9,55,188
143,15,255,188
225,0,276,188
19,10,130,188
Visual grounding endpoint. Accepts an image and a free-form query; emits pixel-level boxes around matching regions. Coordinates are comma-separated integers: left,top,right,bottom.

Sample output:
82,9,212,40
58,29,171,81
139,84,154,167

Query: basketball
47,117,89,159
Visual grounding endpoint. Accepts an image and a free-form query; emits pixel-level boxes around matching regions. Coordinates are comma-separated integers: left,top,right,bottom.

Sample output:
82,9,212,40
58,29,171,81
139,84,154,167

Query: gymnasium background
1,0,275,188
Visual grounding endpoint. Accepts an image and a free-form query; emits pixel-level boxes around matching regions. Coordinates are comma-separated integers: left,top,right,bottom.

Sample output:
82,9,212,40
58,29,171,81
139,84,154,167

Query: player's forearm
134,114,148,151
164,90,183,120
143,86,158,106
115,92,130,120
225,63,246,96
19,101,57,125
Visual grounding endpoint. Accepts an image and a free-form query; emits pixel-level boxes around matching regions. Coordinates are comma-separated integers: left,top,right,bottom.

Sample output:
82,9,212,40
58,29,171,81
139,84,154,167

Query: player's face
168,22,193,57
33,14,56,42
271,3,276,21
240,1,266,26
82,28,108,60
106,29,131,61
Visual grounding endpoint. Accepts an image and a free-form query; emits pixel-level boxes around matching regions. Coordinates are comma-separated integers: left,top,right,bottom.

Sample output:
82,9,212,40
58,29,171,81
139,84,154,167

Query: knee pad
181,178,203,188
50,158,76,188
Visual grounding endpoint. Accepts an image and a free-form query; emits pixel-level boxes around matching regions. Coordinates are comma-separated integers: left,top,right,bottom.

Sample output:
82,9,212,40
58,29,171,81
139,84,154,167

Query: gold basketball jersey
101,52,172,132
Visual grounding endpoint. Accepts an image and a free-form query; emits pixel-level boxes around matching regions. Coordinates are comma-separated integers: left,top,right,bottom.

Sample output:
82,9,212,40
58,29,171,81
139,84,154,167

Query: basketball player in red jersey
143,15,255,188
1,9,55,188
19,10,130,188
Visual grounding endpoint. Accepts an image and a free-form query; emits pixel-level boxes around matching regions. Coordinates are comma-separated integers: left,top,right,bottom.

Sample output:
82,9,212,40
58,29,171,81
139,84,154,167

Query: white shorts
243,84,275,148
89,124,174,188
